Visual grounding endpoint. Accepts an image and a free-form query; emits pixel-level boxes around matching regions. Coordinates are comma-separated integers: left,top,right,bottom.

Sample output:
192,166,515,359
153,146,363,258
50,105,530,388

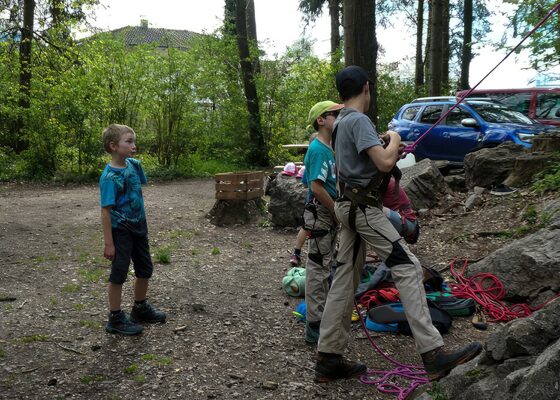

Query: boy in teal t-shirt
301,101,344,345
99,124,166,335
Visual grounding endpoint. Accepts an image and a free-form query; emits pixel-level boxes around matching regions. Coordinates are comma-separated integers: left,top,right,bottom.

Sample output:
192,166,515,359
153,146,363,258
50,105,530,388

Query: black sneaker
421,342,482,381
130,300,167,323
106,311,144,335
490,184,517,196
314,352,367,383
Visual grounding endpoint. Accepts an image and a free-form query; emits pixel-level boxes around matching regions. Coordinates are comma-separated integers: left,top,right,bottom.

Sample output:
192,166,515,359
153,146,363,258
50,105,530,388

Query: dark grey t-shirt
334,108,383,188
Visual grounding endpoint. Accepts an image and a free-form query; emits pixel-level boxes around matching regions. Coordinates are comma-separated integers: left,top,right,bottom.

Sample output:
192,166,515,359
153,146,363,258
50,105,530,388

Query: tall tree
441,0,450,92
424,0,432,88
298,0,342,60
429,0,443,96
234,0,267,166
460,0,473,89
16,0,35,152
414,0,425,92
343,0,378,123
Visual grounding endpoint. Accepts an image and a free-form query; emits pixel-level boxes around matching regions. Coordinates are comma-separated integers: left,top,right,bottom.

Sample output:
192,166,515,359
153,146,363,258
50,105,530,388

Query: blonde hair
102,124,135,153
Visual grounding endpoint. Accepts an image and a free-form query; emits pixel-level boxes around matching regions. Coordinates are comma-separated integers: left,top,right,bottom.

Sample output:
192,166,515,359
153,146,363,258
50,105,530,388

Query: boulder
464,143,526,189
433,299,560,400
206,198,266,226
400,159,450,210
465,227,560,299
267,174,307,227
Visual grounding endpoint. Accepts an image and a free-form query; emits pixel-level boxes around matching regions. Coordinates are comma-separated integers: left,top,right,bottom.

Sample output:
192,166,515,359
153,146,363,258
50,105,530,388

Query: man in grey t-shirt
314,65,482,383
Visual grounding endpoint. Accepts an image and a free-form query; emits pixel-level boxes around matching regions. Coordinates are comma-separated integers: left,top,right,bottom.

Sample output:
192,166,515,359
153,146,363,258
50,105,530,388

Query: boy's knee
109,271,128,285
385,240,414,268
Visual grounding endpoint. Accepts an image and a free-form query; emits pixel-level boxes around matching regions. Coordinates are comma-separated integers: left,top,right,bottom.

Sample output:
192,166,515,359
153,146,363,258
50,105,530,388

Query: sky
83,0,558,89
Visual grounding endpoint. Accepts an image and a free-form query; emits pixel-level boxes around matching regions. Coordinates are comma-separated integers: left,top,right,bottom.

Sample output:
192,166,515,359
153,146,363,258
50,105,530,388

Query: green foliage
505,0,560,70
79,319,102,329
427,382,448,400
78,267,105,282
532,156,560,193
20,334,49,343
0,348,5,358
124,364,139,374
154,247,171,264
211,247,221,255
61,283,81,293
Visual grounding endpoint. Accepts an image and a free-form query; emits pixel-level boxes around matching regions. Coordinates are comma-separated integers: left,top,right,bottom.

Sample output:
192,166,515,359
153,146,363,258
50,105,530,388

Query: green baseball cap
307,101,344,126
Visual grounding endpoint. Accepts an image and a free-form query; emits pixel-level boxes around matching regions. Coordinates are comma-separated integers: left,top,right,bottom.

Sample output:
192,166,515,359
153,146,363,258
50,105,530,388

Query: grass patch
191,248,200,256
74,303,85,311
211,247,221,255
79,319,102,329
169,229,194,240
0,348,5,358
426,382,448,400
140,353,172,366
50,298,58,306
154,246,171,264
133,374,145,383
124,364,139,374
78,267,105,283
61,283,81,293
465,367,487,378
532,155,560,193
258,219,271,228
78,252,90,263
33,256,46,263
20,334,49,343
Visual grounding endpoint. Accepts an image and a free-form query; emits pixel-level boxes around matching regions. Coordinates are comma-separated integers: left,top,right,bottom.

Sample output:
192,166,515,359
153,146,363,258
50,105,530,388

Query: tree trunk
415,0,424,93
235,0,268,166
460,0,473,90
441,0,449,92
424,0,432,87
328,0,341,58
429,0,443,96
343,0,377,124
16,0,35,152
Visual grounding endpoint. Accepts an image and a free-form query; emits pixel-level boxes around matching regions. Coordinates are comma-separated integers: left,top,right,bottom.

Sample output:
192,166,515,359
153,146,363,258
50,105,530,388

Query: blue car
388,97,553,164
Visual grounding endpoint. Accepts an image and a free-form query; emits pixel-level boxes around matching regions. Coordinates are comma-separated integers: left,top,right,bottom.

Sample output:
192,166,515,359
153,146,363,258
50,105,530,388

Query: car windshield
469,103,535,125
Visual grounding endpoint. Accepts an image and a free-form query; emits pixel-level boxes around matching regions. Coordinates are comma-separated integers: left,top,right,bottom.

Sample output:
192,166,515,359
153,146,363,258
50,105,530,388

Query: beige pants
318,200,444,355
303,203,337,324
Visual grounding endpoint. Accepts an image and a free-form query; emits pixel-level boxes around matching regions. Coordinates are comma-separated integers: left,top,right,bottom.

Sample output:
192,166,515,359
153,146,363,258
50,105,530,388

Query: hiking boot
490,184,517,196
290,253,301,267
130,300,167,323
304,321,320,345
106,311,144,335
314,352,367,383
421,342,483,381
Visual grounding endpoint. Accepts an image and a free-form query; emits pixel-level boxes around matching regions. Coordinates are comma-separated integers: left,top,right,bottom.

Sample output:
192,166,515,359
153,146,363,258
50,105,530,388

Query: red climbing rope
448,258,560,322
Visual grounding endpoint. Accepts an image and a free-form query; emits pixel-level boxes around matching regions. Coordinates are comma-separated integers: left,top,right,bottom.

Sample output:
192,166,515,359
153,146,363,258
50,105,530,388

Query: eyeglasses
321,111,339,118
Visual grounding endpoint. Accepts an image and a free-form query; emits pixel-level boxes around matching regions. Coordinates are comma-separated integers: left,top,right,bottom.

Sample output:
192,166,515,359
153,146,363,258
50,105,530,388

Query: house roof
109,25,201,49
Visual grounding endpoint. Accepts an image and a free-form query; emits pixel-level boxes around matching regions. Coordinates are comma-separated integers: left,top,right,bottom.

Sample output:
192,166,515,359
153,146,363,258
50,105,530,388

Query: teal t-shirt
99,158,147,235
303,138,337,199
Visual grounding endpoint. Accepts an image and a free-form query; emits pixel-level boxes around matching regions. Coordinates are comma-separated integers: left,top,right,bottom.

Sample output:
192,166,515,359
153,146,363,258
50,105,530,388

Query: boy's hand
104,243,115,261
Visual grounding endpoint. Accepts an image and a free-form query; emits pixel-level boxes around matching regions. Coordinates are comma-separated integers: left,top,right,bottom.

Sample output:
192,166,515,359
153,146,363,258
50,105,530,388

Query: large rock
267,174,307,227
465,228,560,299
431,299,560,400
400,159,450,210
464,143,526,189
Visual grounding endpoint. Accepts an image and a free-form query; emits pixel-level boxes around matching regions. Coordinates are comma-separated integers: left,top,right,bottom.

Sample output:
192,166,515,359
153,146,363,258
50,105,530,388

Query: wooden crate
215,171,264,200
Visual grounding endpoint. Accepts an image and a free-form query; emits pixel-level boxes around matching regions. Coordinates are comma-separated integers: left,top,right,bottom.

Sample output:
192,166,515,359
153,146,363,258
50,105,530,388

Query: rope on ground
448,258,560,322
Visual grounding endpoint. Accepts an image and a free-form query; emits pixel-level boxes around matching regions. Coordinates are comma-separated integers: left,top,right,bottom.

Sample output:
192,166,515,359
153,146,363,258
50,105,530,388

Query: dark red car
456,87,560,126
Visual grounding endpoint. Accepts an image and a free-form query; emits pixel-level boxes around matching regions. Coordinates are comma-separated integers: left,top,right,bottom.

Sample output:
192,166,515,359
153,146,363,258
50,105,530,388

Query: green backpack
282,267,306,297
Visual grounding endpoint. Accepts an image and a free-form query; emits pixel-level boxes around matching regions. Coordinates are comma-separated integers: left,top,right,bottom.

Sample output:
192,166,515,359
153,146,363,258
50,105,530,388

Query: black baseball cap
335,65,371,100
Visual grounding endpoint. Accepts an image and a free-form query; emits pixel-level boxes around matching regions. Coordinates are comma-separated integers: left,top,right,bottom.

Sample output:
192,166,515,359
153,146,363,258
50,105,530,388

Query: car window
536,93,560,120
402,106,421,121
469,103,535,125
445,107,473,126
419,106,443,124
486,92,532,115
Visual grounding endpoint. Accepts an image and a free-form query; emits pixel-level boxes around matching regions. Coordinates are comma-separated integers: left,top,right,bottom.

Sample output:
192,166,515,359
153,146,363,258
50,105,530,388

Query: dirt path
1,178,532,399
